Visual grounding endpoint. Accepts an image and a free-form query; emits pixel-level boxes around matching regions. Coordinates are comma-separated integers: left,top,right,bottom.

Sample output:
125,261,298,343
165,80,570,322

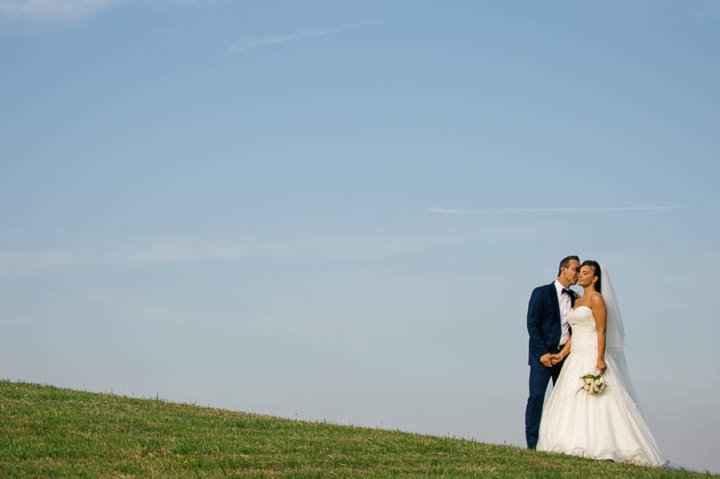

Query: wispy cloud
428,206,675,215
0,0,123,19
0,238,249,278
107,237,251,264
0,250,76,278
229,22,379,53
0,229,531,279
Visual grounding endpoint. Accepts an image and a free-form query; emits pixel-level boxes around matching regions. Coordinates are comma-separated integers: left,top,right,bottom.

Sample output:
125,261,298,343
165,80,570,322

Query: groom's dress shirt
554,280,572,347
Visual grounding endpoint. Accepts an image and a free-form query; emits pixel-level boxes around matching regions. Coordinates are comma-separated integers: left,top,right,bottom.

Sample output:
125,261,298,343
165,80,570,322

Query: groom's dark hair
558,256,580,276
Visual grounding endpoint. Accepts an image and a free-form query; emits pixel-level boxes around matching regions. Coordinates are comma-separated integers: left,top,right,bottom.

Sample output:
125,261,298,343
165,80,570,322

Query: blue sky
1,0,719,472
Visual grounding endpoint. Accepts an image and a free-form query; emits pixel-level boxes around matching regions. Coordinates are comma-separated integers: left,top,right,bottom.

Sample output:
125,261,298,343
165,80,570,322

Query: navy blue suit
524,282,573,449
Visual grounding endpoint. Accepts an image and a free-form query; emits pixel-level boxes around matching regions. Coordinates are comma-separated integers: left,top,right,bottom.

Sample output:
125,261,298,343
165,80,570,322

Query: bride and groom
525,256,667,466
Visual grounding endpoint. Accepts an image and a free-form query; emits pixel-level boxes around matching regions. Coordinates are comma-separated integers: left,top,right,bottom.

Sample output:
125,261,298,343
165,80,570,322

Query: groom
524,255,580,449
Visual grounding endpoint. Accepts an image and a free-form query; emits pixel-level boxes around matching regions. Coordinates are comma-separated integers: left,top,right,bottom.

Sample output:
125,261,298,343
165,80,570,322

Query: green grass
0,381,713,478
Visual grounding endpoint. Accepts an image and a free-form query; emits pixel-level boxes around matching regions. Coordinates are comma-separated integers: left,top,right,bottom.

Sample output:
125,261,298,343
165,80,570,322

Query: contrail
427,206,674,215
229,22,380,53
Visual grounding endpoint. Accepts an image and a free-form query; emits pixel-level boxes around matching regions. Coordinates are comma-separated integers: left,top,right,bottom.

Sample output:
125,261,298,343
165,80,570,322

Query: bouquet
579,374,606,395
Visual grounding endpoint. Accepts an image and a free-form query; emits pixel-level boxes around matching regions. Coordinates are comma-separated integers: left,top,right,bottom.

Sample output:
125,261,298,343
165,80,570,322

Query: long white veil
600,265,672,467
600,264,638,401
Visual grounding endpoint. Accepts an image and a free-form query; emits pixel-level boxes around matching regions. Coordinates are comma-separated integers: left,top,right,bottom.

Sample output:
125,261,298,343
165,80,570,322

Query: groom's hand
549,354,563,365
540,353,554,368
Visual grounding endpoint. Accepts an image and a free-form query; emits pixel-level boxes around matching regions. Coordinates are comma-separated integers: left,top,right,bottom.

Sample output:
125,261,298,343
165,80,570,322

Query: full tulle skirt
537,348,666,467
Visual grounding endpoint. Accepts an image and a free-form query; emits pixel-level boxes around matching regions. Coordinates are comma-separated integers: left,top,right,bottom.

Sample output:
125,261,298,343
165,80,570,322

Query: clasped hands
539,353,564,368
540,354,608,373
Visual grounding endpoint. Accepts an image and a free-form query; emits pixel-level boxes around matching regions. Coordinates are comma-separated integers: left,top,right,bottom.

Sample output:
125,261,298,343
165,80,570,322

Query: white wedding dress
537,305,667,466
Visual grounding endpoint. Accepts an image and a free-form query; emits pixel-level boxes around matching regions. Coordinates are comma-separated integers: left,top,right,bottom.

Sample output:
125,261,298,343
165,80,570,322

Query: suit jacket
527,282,573,366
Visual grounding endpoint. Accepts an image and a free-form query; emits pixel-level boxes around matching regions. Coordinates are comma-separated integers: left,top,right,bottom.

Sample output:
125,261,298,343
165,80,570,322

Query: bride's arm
555,337,572,362
592,294,608,373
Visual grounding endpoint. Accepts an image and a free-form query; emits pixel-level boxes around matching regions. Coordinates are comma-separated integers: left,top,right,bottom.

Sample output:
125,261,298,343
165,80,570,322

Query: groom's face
561,260,580,286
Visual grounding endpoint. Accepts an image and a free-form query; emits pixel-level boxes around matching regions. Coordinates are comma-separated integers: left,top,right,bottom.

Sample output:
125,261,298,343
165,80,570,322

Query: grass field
0,380,713,478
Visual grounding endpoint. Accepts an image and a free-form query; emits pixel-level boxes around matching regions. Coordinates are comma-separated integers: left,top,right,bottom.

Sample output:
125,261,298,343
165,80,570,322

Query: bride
536,260,667,466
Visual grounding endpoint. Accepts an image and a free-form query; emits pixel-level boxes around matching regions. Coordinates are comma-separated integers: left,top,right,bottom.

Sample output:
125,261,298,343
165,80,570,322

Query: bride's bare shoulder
589,292,606,308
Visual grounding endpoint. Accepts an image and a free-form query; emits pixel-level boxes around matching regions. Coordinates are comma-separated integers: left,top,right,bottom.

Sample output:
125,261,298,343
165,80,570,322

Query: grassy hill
0,381,712,478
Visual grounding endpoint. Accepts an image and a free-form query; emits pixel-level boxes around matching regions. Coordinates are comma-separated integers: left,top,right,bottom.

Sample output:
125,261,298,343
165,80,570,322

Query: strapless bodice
567,306,597,352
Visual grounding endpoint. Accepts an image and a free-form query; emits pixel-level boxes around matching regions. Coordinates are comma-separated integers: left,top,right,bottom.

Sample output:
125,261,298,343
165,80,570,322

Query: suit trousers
525,358,564,449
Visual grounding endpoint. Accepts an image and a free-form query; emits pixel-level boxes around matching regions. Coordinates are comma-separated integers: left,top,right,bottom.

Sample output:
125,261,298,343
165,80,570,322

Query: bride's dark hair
581,260,602,293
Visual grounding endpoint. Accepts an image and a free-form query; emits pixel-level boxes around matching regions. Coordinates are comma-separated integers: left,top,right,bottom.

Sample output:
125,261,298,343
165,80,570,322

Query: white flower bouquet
579,374,606,395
